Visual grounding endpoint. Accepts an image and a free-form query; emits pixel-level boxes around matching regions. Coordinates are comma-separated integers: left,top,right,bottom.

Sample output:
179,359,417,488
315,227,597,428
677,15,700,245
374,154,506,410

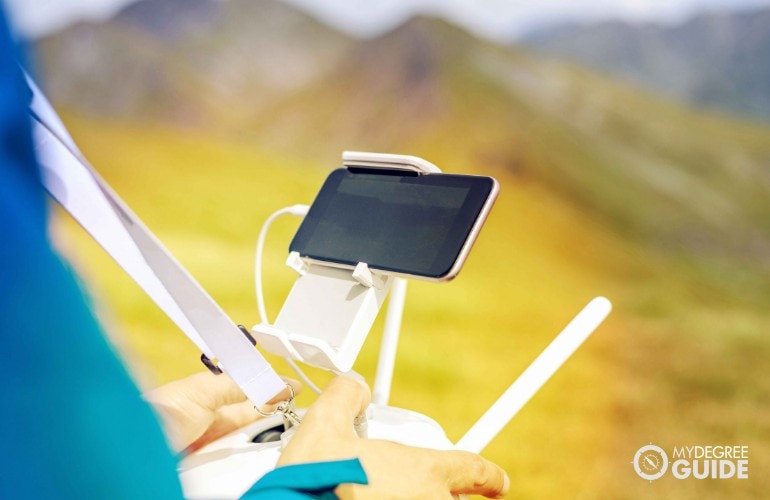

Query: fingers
220,399,267,429
262,377,302,408
438,450,510,499
184,400,265,453
187,371,248,410
184,371,301,412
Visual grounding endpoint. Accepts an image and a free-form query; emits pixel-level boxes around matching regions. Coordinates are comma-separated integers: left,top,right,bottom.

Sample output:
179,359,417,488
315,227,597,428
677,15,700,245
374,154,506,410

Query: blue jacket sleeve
0,6,184,498
244,459,368,499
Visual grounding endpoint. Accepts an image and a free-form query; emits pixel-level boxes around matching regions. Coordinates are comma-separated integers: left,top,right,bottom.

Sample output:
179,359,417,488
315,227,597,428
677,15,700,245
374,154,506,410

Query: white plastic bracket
343,151,442,175
352,262,387,289
285,251,309,276
252,264,393,372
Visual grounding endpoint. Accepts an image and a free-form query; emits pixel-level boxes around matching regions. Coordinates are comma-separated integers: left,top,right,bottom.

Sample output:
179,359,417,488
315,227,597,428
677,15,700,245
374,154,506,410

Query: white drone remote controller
179,297,611,498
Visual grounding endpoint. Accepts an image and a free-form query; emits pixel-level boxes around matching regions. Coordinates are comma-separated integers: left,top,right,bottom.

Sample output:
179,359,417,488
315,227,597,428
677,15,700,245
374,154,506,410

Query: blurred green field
50,114,770,498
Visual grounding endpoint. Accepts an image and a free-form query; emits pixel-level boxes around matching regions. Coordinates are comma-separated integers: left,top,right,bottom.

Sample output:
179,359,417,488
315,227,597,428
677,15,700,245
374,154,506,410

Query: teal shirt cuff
244,458,368,499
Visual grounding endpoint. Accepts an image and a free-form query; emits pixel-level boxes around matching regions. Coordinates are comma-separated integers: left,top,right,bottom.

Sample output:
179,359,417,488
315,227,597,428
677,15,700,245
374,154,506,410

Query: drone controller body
178,405,453,498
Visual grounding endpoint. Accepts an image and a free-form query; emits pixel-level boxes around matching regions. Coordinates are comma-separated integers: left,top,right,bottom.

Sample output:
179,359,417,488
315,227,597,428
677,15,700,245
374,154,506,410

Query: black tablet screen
289,169,496,279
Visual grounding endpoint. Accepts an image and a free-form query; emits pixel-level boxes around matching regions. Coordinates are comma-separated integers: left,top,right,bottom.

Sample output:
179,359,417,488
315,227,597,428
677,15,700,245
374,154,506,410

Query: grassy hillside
36,0,351,128
50,112,770,498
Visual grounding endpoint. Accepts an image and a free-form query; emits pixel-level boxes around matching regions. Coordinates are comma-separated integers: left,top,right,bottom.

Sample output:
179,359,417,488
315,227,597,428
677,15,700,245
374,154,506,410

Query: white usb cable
254,204,323,394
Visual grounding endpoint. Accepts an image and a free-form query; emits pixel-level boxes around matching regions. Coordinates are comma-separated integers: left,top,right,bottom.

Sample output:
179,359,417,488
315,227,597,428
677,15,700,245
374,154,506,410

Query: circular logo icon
633,444,668,481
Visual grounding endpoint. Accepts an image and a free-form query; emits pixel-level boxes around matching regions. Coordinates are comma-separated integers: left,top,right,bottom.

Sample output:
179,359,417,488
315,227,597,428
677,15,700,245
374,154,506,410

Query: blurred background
6,0,770,497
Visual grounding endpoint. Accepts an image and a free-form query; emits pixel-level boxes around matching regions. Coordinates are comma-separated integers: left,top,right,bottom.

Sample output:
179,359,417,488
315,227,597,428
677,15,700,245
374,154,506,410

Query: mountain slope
35,0,353,129
520,7,770,121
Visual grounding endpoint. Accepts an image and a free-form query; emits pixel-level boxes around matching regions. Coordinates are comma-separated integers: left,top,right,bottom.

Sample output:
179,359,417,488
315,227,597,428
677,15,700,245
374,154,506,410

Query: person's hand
278,376,510,499
145,371,300,454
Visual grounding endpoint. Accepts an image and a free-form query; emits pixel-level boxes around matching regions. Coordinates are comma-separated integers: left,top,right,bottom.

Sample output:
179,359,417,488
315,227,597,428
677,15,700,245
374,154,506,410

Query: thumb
168,371,299,412
278,375,370,466
300,375,371,436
